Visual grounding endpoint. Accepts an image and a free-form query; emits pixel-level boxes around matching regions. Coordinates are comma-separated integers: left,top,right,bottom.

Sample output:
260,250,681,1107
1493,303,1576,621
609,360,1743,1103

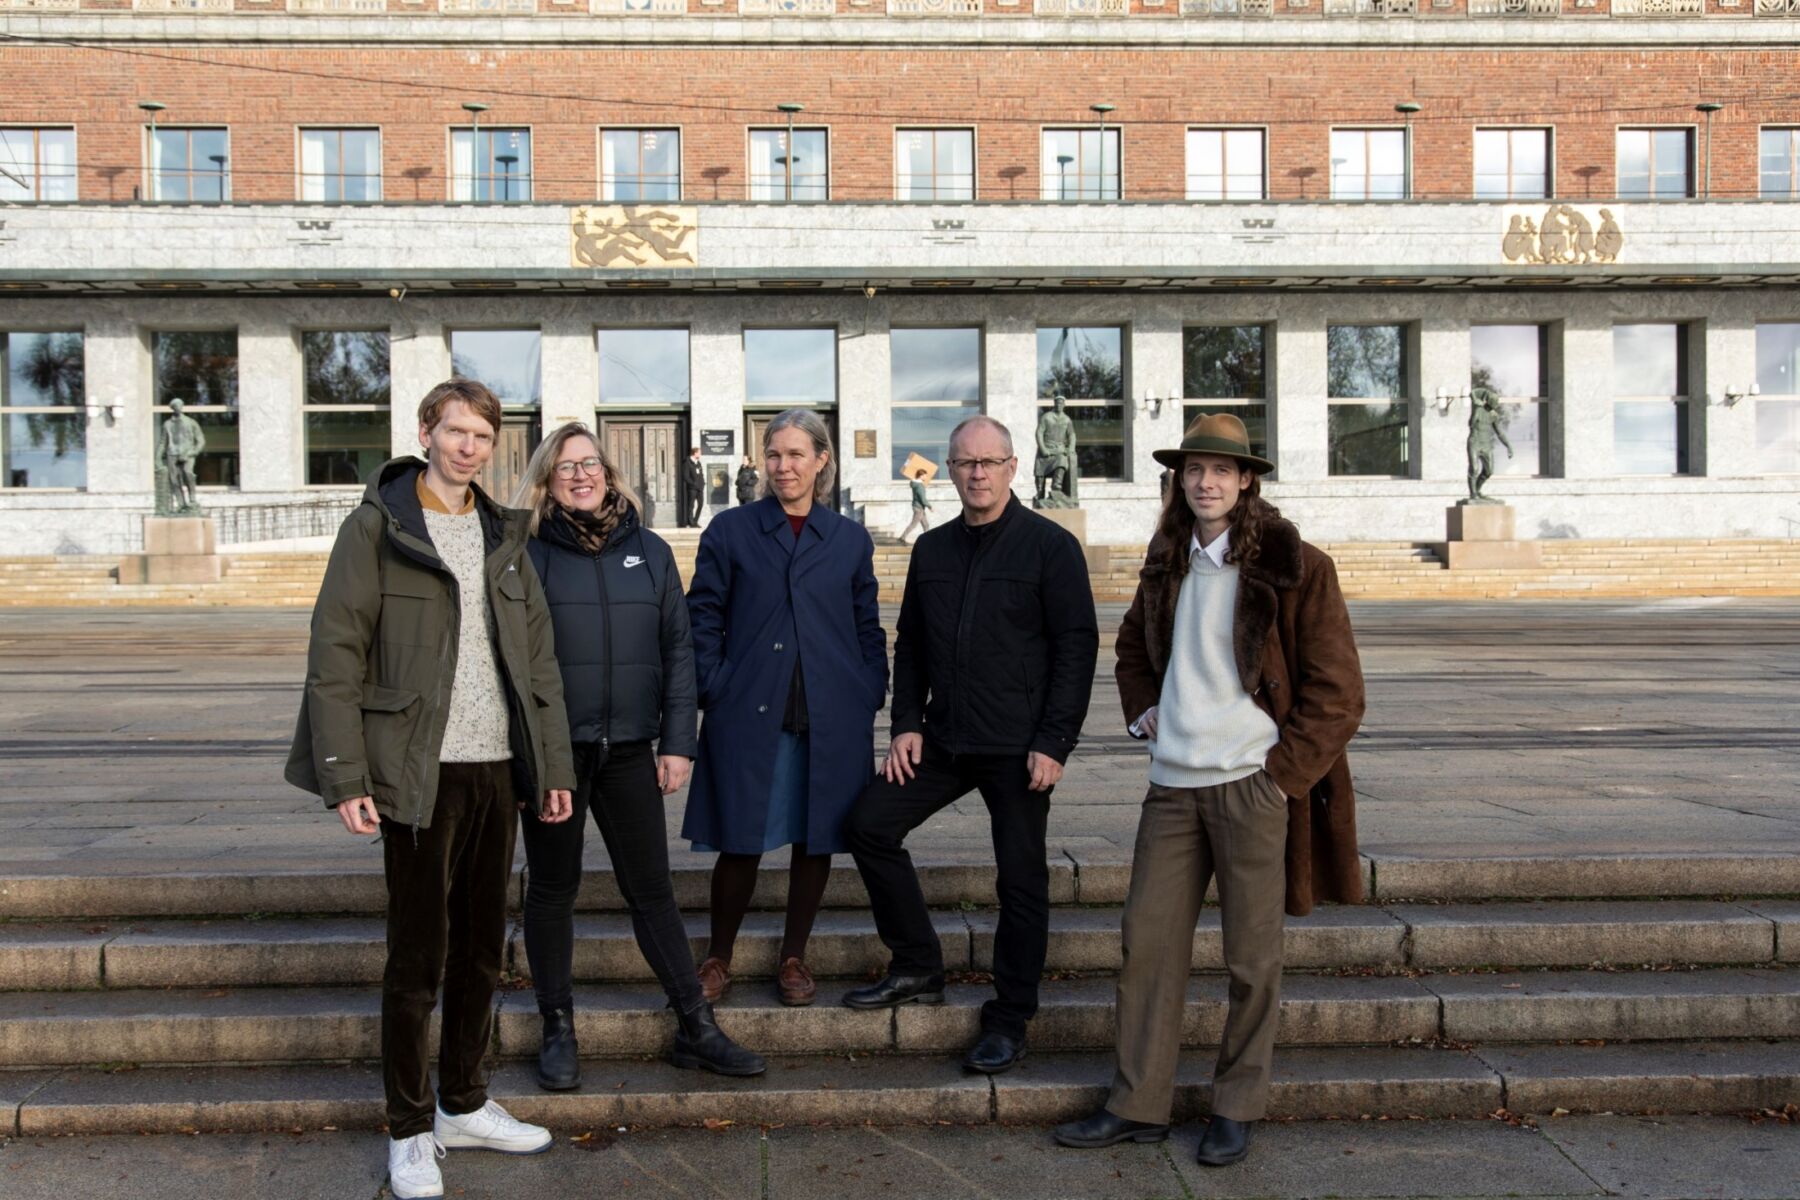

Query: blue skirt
692,732,810,854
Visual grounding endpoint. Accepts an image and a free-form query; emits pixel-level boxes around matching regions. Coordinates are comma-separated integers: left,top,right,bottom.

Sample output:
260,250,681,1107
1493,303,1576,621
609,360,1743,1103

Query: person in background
681,446,706,528
683,409,888,1008
897,465,933,544
511,422,765,1093
735,455,759,506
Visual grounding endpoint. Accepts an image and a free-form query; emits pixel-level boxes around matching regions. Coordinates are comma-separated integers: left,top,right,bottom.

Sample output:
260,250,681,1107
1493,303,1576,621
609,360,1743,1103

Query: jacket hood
363,455,529,559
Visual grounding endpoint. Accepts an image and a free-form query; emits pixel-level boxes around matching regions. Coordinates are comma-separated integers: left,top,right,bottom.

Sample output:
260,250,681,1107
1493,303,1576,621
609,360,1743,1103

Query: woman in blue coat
683,408,888,1007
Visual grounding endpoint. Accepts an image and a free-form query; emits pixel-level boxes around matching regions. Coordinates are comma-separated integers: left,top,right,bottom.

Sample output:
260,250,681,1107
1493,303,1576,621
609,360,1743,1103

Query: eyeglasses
947,456,1014,474
553,457,604,480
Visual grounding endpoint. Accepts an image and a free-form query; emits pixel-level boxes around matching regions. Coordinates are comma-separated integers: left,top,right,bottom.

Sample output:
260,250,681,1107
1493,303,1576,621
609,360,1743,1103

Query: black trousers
684,491,704,527
845,740,1051,1040
520,741,703,1016
380,760,517,1139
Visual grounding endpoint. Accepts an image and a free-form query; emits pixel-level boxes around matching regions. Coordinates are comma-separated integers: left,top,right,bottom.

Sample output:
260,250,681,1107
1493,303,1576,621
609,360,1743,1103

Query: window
1182,326,1271,475
149,128,229,203
598,329,690,405
1612,324,1690,476
1470,325,1550,477
1330,129,1406,201
1040,128,1120,201
451,128,532,202
1185,129,1265,201
1037,326,1125,478
749,129,827,201
303,332,390,486
450,330,541,408
1755,323,1800,473
602,129,680,202
152,331,239,487
1761,128,1800,199
1617,129,1692,200
299,129,381,202
0,128,75,202
1327,325,1410,476
1,331,84,488
744,329,836,406
1475,128,1550,201
896,129,974,201
891,328,981,479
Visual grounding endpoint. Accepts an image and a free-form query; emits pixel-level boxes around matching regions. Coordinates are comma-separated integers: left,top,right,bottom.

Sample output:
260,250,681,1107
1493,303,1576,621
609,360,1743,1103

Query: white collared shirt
1192,527,1230,570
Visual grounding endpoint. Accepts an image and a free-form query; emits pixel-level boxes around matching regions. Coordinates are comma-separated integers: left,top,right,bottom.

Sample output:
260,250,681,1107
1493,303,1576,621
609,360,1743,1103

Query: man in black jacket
843,415,1098,1074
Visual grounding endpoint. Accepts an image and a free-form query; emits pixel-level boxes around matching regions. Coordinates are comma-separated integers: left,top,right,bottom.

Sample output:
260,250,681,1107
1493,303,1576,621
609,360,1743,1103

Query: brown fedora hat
1152,412,1274,475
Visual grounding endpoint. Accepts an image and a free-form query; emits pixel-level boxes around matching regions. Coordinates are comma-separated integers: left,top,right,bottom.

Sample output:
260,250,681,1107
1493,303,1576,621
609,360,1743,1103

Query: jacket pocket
378,575,439,647
361,683,422,791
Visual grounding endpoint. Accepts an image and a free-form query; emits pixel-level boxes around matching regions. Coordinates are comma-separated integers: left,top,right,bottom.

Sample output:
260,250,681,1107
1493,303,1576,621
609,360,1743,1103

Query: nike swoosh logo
623,556,644,568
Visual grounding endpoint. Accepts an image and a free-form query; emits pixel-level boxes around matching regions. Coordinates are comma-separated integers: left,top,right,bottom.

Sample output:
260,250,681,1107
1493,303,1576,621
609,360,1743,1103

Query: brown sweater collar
416,471,475,516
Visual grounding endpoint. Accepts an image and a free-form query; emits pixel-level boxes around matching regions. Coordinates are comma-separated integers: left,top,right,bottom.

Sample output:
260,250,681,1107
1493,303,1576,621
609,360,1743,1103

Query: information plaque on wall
854,429,878,459
700,429,735,456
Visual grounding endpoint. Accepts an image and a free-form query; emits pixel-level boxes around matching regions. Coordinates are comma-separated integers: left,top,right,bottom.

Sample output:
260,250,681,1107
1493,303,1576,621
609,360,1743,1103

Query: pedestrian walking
897,466,933,543
510,422,765,1093
285,378,576,1200
843,416,1098,1075
735,456,759,505
680,446,706,527
1053,412,1366,1167
683,409,888,1007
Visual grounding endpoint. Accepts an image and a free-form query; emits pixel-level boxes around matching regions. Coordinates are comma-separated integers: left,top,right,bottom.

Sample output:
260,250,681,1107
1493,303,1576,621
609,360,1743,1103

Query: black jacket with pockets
889,494,1099,763
526,505,698,759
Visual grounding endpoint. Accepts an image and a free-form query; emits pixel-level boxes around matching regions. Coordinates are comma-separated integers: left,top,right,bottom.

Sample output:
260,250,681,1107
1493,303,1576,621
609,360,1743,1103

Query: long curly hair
1153,459,1281,575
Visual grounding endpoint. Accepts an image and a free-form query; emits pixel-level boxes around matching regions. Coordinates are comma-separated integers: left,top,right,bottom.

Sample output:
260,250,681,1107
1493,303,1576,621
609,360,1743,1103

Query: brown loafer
777,957,816,1007
698,956,731,1003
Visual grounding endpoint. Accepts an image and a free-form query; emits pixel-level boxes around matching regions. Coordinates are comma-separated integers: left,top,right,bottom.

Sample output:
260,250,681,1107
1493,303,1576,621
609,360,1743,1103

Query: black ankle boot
536,1008,580,1092
671,1001,767,1077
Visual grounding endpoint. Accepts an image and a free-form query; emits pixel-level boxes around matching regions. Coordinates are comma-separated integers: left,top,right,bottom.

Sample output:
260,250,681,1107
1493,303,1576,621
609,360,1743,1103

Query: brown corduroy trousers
1106,771,1289,1125
379,760,518,1139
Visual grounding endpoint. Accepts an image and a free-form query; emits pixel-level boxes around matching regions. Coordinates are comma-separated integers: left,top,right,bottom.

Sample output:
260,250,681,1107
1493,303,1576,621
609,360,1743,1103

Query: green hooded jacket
284,457,576,829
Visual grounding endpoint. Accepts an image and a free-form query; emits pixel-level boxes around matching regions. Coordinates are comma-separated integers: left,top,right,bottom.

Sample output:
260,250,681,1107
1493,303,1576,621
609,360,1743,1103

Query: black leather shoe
670,1001,767,1077
961,1030,1026,1075
536,1009,580,1092
1195,1115,1254,1166
842,973,946,1010
1052,1109,1170,1149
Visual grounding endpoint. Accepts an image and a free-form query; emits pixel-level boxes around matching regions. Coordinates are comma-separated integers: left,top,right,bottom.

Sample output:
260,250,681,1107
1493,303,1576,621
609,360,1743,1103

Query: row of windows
6,322,1799,490
7,124,1800,203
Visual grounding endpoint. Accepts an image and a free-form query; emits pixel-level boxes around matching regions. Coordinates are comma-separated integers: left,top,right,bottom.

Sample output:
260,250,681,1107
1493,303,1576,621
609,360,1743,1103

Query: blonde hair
761,408,837,502
511,421,641,534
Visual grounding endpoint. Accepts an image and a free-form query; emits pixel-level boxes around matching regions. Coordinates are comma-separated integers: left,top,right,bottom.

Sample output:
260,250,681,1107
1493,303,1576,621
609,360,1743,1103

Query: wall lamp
86,396,123,424
1140,392,1168,417
1433,385,1470,415
1714,382,1760,407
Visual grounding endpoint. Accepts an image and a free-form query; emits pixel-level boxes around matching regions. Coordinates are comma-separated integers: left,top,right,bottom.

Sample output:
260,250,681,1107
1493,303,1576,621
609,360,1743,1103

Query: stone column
985,313,1040,484
1558,310,1614,479
689,304,742,464
1271,302,1328,483
80,315,146,497
836,303,891,504
539,307,596,429
388,318,448,456
1697,314,1757,478
1130,306,1185,485
1417,314,1470,485
235,315,298,493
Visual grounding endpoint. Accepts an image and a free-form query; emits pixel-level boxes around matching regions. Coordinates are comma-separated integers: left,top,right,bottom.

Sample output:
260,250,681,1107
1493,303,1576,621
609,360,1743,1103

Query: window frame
1326,322,1415,478
596,325,692,409
299,328,392,488
1329,126,1409,202
1184,126,1268,202
447,125,535,203
893,127,977,202
889,325,985,481
296,126,384,203
447,327,544,409
1615,125,1696,201
1039,126,1123,202
1473,126,1554,202
1610,321,1693,477
0,328,87,491
149,328,242,491
743,326,839,409
1036,323,1129,482
145,126,232,204
1470,323,1552,479
598,127,684,203
747,127,831,203
0,126,78,202
1181,323,1273,476
1759,126,1800,200
1754,320,1800,475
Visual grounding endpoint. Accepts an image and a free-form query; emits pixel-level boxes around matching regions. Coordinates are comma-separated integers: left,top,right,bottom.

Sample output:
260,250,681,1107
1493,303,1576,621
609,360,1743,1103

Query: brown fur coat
1114,516,1366,916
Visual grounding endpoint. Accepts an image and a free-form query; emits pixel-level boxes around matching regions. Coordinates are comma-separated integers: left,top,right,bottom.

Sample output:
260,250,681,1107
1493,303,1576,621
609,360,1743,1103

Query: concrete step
6,900,1792,992
2,969,1797,1070
12,1040,1797,1137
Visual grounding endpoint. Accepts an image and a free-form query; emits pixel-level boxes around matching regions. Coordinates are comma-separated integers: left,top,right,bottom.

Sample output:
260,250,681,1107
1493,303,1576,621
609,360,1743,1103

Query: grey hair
948,414,1013,459
761,407,837,502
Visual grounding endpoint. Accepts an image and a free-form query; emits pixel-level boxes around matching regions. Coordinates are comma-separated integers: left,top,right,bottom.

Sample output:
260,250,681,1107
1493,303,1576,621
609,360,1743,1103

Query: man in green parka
286,378,576,1200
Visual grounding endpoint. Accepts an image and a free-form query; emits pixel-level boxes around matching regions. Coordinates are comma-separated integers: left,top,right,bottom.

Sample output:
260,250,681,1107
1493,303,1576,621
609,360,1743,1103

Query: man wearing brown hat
1053,413,1365,1166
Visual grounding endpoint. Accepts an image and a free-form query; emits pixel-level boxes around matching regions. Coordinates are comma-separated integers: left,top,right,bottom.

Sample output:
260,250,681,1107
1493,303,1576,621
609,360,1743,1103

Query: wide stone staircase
3,852,1796,1136
1,537,1798,607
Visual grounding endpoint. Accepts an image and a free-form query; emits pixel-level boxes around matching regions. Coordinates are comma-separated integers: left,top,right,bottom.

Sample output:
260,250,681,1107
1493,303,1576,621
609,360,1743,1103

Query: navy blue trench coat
682,495,888,856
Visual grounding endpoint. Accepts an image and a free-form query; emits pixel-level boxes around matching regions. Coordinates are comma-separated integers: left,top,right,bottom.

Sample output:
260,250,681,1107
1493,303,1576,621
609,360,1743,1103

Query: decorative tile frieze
1323,0,1418,13
0,0,80,11
591,0,685,12
132,0,234,10
1610,0,1704,13
1180,0,1275,14
1470,0,1560,13
1755,0,1799,12
739,0,836,13
888,0,981,14
438,0,535,12
288,0,387,11
1035,0,1129,15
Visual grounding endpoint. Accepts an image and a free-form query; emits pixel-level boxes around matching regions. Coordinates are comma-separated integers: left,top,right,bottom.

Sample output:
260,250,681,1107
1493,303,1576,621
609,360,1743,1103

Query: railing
212,498,358,546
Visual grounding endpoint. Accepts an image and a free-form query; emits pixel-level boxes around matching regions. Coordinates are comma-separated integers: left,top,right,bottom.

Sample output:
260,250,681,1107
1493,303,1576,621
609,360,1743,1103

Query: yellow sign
571,206,698,269
1502,204,1622,266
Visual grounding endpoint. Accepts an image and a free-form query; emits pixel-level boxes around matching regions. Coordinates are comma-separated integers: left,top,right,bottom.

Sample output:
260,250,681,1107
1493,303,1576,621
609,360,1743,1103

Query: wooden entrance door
602,418,681,529
476,412,539,507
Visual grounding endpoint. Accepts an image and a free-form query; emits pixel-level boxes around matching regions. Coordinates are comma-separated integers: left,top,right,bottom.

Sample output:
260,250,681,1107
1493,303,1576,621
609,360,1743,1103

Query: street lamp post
1395,102,1421,200
1089,102,1115,199
461,102,489,200
207,154,227,202
777,102,804,200
495,154,517,203
1696,102,1723,199
1056,154,1074,201
138,101,166,201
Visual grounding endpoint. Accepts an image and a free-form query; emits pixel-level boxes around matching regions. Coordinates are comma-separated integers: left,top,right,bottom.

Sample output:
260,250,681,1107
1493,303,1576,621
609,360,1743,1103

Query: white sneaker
387,1132,446,1199
434,1099,553,1155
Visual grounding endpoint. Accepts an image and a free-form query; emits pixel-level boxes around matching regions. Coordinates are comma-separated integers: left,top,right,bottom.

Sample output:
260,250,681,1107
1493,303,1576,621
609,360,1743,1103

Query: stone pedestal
1437,503,1541,571
119,517,224,585
1037,507,1112,573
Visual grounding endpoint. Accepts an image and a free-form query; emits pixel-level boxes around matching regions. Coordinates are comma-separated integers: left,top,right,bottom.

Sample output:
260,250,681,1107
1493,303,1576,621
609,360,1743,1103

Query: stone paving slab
1536,1114,1800,1200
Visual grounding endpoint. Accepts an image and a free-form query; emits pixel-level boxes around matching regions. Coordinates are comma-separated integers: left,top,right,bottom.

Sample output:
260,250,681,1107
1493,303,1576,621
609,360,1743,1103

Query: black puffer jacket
890,494,1098,763
526,505,698,758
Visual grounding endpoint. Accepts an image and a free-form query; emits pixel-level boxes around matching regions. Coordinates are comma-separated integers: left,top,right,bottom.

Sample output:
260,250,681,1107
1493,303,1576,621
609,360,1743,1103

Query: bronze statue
1034,393,1078,509
1466,386,1513,504
158,398,206,515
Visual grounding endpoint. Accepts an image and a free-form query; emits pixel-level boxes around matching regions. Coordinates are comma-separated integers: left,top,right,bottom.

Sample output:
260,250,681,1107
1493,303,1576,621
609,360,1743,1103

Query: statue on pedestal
1034,393,1078,509
157,398,206,516
1465,386,1514,505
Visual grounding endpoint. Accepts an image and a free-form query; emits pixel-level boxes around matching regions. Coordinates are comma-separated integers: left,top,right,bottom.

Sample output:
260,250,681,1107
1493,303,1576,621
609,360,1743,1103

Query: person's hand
1135,706,1159,740
540,789,573,823
656,756,692,795
884,732,924,785
336,796,379,835
1026,751,1063,792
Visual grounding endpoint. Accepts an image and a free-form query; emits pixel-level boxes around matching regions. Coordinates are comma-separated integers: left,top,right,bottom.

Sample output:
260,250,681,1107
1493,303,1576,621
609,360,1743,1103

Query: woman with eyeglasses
511,422,764,1092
